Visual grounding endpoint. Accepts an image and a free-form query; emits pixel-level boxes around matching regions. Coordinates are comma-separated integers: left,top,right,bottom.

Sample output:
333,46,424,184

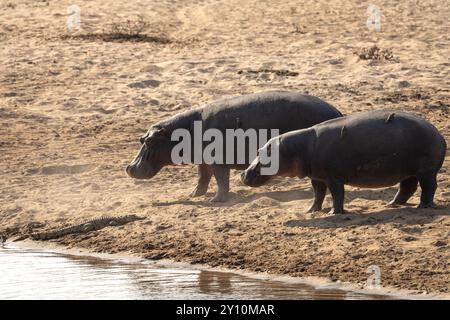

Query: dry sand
0,0,449,295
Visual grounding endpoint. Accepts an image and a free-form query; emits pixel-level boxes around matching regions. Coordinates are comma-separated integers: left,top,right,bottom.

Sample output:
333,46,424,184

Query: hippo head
126,126,174,179
240,154,273,187
241,135,306,187
241,138,278,187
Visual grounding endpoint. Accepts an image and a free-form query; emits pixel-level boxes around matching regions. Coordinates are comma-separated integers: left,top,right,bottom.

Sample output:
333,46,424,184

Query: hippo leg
190,164,213,197
327,179,345,214
388,176,418,206
417,173,437,208
210,165,230,202
306,180,327,213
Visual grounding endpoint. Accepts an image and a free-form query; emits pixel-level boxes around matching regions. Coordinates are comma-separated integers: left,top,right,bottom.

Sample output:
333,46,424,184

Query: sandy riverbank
0,0,449,295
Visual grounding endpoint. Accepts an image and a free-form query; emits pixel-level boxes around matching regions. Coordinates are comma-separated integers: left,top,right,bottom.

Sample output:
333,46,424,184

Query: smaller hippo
241,110,447,214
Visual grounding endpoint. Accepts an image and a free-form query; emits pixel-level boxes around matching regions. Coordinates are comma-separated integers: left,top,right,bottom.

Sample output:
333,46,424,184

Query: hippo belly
342,151,421,188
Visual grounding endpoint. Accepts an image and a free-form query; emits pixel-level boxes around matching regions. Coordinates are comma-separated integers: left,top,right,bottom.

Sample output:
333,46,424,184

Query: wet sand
0,0,449,295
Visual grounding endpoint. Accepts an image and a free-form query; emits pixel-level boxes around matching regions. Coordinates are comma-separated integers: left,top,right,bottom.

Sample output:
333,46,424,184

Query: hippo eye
144,138,153,147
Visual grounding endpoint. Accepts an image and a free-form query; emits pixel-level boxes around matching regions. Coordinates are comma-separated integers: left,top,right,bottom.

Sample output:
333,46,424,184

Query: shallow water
0,244,394,300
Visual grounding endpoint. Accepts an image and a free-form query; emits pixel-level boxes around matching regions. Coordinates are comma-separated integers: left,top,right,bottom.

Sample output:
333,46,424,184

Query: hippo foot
306,205,322,213
210,193,229,202
387,201,402,208
190,186,208,197
417,202,436,209
328,208,345,215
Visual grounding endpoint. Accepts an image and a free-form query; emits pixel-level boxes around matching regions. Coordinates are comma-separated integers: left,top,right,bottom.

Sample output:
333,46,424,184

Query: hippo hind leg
388,176,418,206
327,179,345,214
417,173,438,208
190,164,213,197
210,165,230,202
306,180,327,213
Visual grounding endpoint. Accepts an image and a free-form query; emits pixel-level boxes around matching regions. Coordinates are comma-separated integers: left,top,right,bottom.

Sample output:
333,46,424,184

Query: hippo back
200,91,342,133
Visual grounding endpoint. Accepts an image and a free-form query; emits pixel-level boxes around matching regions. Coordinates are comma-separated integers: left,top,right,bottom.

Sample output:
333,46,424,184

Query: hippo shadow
344,187,398,202
243,185,405,206
152,188,314,208
151,186,402,208
234,188,313,203
284,205,450,229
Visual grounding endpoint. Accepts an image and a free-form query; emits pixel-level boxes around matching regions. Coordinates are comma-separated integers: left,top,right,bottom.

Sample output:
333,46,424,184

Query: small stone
143,243,155,250
434,240,447,247
398,80,411,88
155,224,171,231
128,79,161,89
147,252,166,260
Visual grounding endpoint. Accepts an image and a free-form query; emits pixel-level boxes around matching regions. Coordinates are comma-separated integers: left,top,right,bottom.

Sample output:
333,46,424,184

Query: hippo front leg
327,179,345,214
210,165,230,202
306,179,327,213
190,164,213,197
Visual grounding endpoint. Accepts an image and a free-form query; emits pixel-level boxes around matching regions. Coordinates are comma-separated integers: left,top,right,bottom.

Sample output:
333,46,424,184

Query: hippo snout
241,167,266,187
126,163,148,179
126,164,135,177
241,160,260,186
126,161,160,179
240,171,249,185
242,158,274,187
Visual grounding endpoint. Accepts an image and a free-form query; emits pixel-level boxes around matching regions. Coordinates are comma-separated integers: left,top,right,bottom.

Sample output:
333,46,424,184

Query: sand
0,0,449,295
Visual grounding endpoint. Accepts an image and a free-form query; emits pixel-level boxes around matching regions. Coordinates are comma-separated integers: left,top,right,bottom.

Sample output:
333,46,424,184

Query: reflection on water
0,245,393,300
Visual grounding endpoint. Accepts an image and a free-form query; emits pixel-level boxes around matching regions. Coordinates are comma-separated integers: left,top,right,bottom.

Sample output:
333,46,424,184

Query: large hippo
241,110,447,213
126,91,342,202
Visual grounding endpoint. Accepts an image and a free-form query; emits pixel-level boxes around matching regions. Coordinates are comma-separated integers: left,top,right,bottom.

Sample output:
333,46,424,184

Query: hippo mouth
126,145,162,179
125,164,159,179
240,167,271,187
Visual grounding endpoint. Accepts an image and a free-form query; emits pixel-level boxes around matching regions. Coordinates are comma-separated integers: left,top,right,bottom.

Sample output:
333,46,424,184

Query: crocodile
30,214,145,241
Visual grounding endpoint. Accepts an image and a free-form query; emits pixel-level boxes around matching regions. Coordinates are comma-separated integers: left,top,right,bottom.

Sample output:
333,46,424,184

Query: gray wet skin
241,110,447,214
126,91,342,202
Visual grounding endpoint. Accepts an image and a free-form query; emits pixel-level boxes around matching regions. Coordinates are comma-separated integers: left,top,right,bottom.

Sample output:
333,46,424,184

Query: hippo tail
440,134,447,165
435,132,447,172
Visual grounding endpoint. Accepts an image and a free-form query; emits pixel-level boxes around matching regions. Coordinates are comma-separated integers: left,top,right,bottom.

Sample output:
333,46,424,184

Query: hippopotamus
126,91,342,202
241,110,447,213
